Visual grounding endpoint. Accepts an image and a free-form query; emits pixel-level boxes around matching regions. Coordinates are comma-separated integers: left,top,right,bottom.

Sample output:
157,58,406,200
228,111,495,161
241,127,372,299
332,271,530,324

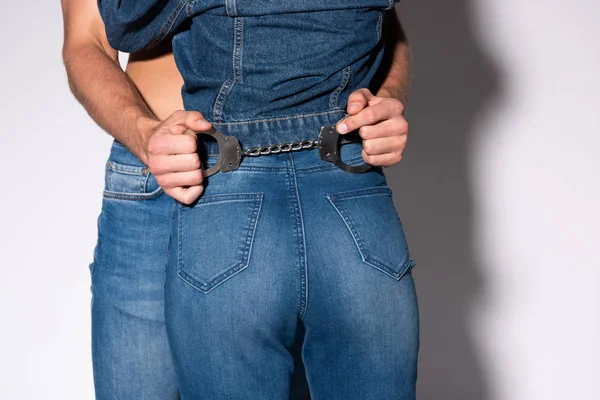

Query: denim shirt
98,0,401,148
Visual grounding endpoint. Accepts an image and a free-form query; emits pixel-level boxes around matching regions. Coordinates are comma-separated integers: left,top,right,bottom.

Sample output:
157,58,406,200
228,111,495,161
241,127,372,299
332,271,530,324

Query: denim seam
225,0,234,17
106,168,143,176
186,0,198,17
233,17,244,84
283,163,305,320
326,186,392,200
211,109,346,126
177,204,183,292
89,213,101,277
329,66,351,110
213,79,235,122
295,155,365,174
376,10,384,42
164,196,177,283
288,156,309,321
176,193,263,293
326,192,410,280
103,186,164,201
107,161,147,175
219,165,288,172
147,0,190,49
201,155,365,173
141,173,151,193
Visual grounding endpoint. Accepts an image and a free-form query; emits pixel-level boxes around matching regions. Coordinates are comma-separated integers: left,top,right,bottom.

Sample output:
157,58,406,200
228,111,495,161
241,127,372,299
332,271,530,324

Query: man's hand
335,88,408,167
145,110,212,205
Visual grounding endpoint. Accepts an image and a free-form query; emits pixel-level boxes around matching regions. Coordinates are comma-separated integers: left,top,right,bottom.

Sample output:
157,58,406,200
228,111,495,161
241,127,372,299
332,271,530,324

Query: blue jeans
94,1,418,395
90,141,179,399
90,120,419,398
164,115,419,398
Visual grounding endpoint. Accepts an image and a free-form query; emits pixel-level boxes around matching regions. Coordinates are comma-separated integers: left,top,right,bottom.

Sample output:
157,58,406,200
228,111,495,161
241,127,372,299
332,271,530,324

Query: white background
0,1,598,398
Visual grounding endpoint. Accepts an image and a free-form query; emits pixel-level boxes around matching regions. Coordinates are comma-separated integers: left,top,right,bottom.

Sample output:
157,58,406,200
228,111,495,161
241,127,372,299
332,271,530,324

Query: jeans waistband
201,110,348,155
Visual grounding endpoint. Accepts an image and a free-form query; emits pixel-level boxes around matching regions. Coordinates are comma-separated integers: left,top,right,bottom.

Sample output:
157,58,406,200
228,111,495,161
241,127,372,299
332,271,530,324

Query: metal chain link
242,139,319,157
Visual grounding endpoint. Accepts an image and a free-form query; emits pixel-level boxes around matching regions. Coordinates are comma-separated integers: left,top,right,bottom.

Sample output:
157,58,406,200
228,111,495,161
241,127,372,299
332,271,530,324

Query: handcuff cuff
193,125,372,177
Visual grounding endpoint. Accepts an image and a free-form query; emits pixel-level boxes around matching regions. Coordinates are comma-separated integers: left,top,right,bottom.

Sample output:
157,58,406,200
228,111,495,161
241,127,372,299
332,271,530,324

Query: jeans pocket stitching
177,192,264,293
326,187,411,280
103,186,164,201
326,186,392,201
103,160,162,200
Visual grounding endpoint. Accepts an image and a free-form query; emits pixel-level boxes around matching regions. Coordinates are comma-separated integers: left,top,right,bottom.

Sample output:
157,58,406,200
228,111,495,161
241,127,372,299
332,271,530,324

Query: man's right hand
144,110,212,205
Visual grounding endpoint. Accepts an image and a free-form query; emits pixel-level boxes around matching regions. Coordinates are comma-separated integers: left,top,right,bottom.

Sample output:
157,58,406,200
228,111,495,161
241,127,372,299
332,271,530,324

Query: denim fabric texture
164,141,418,399
98,0,401,147
90,142,179,399
93,0,418,398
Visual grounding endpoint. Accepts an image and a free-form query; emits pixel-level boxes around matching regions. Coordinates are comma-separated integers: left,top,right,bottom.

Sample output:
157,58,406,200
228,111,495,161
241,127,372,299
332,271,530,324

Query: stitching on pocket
177,192,264,293
107,160,148,175
103,160,161,200
327,186,393,201
103,186,164,201
326,187,411,280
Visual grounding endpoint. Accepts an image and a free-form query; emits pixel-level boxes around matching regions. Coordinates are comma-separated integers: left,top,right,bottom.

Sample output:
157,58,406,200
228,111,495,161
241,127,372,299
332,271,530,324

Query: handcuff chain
242,139,319,157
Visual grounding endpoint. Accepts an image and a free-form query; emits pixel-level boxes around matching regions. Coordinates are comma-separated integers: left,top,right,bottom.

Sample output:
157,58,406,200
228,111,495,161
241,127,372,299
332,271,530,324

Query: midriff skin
125,41,185,121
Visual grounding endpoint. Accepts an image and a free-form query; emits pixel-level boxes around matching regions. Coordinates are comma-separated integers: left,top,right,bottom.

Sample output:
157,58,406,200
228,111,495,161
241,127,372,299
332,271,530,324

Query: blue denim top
98,0,400,148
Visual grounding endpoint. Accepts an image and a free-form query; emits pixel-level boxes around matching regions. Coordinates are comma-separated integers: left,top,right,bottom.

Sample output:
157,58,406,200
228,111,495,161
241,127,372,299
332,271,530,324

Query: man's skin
61,0,411,205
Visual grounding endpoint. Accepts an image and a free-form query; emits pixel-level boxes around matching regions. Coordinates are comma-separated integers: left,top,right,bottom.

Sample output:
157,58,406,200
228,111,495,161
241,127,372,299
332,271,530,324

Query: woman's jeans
91,120,419,399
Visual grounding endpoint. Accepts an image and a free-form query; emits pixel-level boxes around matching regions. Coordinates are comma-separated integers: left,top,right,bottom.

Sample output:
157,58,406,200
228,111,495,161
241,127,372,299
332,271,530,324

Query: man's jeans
90,141,179,399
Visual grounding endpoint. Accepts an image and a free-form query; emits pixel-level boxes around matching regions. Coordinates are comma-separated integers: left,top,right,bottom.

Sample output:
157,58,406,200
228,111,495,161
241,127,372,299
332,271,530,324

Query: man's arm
375,7,411,104
61,0,210,204
61,0,159,164
335,7,411,167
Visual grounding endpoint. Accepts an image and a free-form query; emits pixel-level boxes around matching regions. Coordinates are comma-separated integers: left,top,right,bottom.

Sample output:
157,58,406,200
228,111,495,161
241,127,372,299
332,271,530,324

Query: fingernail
348,102,361,112
337,123,348,134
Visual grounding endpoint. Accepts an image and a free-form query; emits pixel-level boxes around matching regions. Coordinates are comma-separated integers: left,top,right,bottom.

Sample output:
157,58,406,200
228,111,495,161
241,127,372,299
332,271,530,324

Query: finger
361,149,403,167
357,117,409,140
162,110,191,125
362,136,407,156
156,169,203,189
184,112,213,132
166,185,204,205
161,110,212,132
346,89,372,114
148,131,197,155
337,99,402,134
148,153,201,175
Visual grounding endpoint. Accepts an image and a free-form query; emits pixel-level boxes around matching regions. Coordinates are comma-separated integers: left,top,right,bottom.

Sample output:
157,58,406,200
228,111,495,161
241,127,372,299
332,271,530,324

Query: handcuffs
194,125,372,177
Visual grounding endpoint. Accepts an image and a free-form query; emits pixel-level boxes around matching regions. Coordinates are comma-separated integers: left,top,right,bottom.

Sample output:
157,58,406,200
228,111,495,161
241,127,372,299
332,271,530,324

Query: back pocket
326,186,412,280
177,192,264,293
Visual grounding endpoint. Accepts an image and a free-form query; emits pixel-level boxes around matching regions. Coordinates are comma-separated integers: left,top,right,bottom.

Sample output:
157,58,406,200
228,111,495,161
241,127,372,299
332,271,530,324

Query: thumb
346,88,373,115
184,111,213,132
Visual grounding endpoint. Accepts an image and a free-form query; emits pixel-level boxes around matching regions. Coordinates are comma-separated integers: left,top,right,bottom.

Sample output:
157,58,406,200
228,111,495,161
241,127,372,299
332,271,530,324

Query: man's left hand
335,88,408,167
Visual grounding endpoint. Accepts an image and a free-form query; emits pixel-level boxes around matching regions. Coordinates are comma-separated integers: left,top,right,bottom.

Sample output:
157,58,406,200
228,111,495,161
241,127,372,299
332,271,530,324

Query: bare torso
125,41,184,121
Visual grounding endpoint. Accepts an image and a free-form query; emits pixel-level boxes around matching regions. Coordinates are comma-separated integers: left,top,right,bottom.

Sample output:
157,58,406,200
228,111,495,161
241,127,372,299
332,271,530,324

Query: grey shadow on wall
385,1,500,399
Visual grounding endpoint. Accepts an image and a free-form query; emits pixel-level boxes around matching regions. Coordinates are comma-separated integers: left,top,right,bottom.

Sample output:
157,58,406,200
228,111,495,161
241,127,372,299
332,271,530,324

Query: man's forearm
63,44,158,164
375,8,411,105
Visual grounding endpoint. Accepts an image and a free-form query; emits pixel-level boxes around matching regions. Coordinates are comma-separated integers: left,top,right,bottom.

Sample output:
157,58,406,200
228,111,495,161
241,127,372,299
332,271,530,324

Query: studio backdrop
0,1,598,399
